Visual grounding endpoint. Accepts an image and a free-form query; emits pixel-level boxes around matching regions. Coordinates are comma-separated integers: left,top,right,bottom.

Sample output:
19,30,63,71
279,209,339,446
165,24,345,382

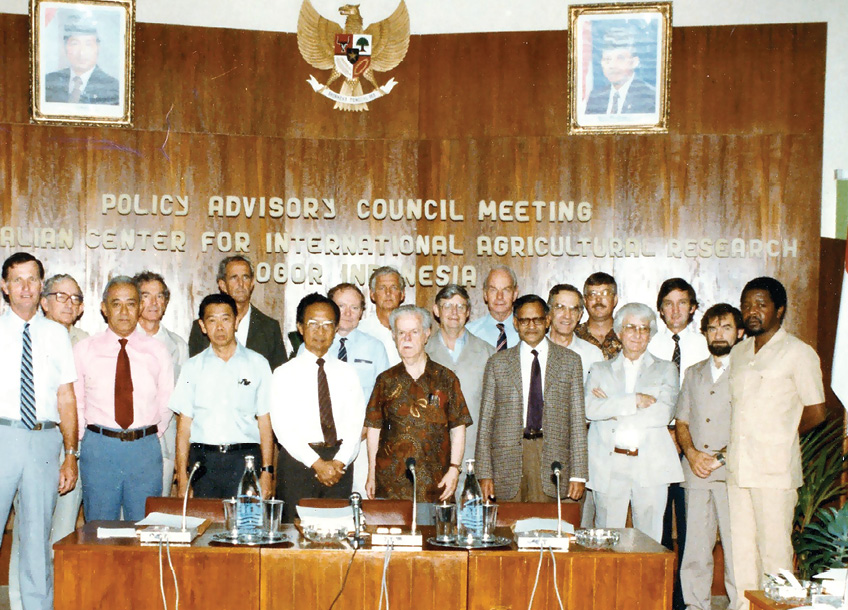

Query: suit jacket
475,340,588,499
584,78,656,114
584,351,683,493
44,66,120,105
676,358,730,487
189,305,287,371
425,329,495,463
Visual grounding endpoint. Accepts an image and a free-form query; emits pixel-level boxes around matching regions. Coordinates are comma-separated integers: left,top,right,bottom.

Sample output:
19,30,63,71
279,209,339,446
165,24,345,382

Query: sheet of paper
296,505,355,530
135,512,205,529
96,527,138,539
513,517,575,535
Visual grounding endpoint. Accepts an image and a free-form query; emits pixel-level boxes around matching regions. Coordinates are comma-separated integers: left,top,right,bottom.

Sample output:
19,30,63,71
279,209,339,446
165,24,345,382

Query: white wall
2,0,845,237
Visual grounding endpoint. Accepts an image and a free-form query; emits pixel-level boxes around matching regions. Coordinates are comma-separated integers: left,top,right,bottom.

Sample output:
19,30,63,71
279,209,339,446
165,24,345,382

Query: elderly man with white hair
584,302,682,542
365,305,472,502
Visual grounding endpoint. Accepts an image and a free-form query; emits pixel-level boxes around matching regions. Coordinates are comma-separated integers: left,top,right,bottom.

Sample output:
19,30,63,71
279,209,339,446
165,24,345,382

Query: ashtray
300,524,348,543
764,580,819,604
574,528,620,549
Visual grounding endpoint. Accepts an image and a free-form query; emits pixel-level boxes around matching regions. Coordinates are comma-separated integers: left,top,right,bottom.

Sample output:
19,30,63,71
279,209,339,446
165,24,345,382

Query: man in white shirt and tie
466,265,520,352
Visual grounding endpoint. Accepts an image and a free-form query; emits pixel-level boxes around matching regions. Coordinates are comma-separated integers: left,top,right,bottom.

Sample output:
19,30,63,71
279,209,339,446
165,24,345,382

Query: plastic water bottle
236,455,262,539
457,458,483,544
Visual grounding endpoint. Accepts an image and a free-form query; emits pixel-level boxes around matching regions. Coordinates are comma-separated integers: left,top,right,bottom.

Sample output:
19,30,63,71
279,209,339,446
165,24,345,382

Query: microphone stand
182,461,202,532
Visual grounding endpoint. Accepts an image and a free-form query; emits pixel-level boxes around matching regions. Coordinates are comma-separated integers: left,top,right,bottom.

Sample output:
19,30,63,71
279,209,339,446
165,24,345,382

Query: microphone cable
378,540,394,610
166,538,180,610
548,546,563,610
157,539,181,610
328,546,358,609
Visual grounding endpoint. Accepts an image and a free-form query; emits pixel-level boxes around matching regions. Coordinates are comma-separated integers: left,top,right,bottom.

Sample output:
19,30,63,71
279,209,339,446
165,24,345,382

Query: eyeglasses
305,320,335,331
439,303,468,313
585,289,615,299
551,304,581,315
621,324,651,335
515,316,547,327
47,292,83,304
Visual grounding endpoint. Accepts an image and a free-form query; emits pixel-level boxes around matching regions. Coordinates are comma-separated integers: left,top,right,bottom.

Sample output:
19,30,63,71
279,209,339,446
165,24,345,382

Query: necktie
496,323,507,352
20,323,36,429
338,337,348,362
317,358,338,445
672,333,681,372
69,76,82,103
526,349,543,432
115,338,134,429
610,90,620,114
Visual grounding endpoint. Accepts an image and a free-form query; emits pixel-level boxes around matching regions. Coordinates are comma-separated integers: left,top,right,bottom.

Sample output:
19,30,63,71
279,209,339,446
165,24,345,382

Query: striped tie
496,323,507,352
338,337,348,362
672,334,681,372
20,323,36,429
317,358,337,445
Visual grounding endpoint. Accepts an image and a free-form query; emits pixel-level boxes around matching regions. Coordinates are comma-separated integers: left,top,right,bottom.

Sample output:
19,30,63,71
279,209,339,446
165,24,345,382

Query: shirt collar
4,308,43,329
520,338,549,358
710,354,729,375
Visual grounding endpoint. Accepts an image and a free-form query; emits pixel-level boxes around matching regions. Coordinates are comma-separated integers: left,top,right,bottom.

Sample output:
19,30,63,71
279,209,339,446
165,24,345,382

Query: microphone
551,461,563,537
350,492,362,548
407,457,418,534
182,461,202,531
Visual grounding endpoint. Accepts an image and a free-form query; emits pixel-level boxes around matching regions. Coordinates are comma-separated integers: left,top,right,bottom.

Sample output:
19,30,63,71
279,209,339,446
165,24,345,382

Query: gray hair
613,302,658,338
42,274,83,300
434,284,470,307
368,266,405,293
216,256,254,283
101,275,139,303
484,265,518,290
389,305,433,335
132,270,170,302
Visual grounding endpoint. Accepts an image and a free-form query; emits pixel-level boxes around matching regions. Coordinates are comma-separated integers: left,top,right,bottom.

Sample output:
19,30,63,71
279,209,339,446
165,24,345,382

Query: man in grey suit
676,304,743,610
585,302,682,543
426,284,495,485
476,294,588,503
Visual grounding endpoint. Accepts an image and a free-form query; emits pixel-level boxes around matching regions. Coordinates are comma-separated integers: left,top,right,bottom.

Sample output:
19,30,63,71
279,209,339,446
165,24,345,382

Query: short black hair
656,278,698,311
296,293,340,325
583,272,617,294
741,276,787,311
513,294,550,317
700,303,744,335
2,252,44,281
199,293,237,319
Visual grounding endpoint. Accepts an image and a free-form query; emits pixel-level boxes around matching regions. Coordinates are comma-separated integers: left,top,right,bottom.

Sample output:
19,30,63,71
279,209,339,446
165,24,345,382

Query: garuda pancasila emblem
297,1,410,112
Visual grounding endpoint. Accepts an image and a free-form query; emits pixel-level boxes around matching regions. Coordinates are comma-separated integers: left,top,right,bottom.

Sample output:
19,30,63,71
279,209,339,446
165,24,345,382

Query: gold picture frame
30,0,135,126
568,2,671,135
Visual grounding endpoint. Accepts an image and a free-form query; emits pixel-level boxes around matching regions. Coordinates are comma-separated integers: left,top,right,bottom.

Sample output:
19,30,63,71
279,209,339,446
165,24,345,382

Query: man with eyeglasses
476,295,588,503
547,284,603,382
467,265,520,352
270,293,365,522
584,302,682,543
426,284,495,486
575,272,622,360
41,274,87,345
359,266,405,365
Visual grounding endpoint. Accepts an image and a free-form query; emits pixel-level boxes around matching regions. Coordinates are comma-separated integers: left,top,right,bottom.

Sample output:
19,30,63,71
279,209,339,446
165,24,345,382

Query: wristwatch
449,463,462,473
714,452,726,466
65,448,80,459
260,465,275,474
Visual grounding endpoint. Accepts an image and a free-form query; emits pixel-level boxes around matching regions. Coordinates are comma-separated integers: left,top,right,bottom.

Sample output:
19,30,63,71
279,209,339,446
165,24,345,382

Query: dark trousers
662,481,687,610
277,445,352,523
188,444,261,499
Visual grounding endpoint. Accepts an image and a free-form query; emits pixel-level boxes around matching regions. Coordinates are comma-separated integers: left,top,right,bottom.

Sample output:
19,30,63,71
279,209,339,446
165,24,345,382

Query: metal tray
427,535,511,550
209,531,289,546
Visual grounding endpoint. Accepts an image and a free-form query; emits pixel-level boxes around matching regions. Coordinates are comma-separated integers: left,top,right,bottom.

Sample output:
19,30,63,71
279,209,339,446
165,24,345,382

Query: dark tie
672,334,681,372
610,90,620,114
317,358,338,445
69,76,82,103
115,338,134,429
338,337,348,362
20,323,36,429
525,349,543,432
496,323,507,352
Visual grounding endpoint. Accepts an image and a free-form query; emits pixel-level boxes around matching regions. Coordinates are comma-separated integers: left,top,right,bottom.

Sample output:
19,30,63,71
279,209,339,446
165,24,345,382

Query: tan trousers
505,438,555,503
726,482,796,610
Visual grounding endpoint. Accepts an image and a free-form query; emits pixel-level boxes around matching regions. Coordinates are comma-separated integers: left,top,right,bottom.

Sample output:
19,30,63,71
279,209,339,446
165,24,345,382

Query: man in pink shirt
74,276,174,521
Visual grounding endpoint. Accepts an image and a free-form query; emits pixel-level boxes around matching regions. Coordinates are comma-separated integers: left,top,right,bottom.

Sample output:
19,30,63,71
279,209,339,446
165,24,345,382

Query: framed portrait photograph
569,2,671,135
30,0,134,126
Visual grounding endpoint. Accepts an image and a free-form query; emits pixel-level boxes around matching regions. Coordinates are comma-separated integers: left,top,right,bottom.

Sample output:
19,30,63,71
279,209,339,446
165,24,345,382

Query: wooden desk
744,590,805,610
467,529,675,610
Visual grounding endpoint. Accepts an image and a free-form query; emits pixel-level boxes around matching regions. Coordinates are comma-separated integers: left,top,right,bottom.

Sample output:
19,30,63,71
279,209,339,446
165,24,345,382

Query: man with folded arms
0,253,78,610
170,294,274,499
74,276,173,521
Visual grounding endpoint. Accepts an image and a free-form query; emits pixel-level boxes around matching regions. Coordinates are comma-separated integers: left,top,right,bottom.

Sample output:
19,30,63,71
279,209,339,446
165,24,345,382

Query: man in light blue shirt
467,265,520,351
170,293,274,499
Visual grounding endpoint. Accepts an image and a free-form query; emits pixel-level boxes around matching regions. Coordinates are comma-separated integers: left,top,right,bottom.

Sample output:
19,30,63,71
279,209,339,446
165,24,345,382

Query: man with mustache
575,272,622,360
676,304,743,610
726,277,825,610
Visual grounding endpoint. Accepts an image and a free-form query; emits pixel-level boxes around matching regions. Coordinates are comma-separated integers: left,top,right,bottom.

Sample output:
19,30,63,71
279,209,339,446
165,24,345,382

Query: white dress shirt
519,339,549,425
358,315,400,366
558,334,604,383
709,354,729,383
235,305,252,347
68,66,95,96
618,353,646,450
270,349,366,468
0,310,76,422
153,325,189,383
648,323,710,387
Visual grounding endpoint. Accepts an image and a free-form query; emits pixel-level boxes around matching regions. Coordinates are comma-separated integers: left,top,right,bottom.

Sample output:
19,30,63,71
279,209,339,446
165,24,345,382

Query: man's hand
58,455,78,495
567,481,585,501
480,478,495,501
685,449,718,478
592,387,608,399
312,458,340,487
437,466,460,502
259,472,273,499
635,393,657,409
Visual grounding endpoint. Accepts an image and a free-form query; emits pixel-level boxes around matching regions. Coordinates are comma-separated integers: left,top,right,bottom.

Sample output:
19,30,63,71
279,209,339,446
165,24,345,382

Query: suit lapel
543,339,560,398
507,346,523,397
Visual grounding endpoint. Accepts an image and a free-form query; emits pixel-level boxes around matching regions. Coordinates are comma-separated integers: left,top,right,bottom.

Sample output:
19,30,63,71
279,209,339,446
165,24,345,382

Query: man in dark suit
476,294,588,503
44,13,119,105
585,28,656,115
188,256,287,371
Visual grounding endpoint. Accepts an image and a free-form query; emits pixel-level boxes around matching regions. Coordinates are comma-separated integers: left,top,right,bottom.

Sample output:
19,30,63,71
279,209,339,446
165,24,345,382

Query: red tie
115,338,134,429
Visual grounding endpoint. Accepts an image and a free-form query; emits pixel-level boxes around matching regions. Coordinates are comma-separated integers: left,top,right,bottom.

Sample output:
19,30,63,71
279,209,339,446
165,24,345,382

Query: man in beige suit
676,304,743,610
476,294,588,503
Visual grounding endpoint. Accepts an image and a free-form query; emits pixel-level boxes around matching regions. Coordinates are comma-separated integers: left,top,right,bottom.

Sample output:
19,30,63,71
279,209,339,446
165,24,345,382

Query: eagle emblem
297,1,410,112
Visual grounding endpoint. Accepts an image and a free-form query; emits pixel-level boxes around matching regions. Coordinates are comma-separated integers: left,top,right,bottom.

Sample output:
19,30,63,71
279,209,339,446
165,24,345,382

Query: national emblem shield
334,33,372,79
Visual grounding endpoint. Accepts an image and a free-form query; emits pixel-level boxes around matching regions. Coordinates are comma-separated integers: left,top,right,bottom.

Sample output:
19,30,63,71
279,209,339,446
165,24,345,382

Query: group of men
0,251,826,610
